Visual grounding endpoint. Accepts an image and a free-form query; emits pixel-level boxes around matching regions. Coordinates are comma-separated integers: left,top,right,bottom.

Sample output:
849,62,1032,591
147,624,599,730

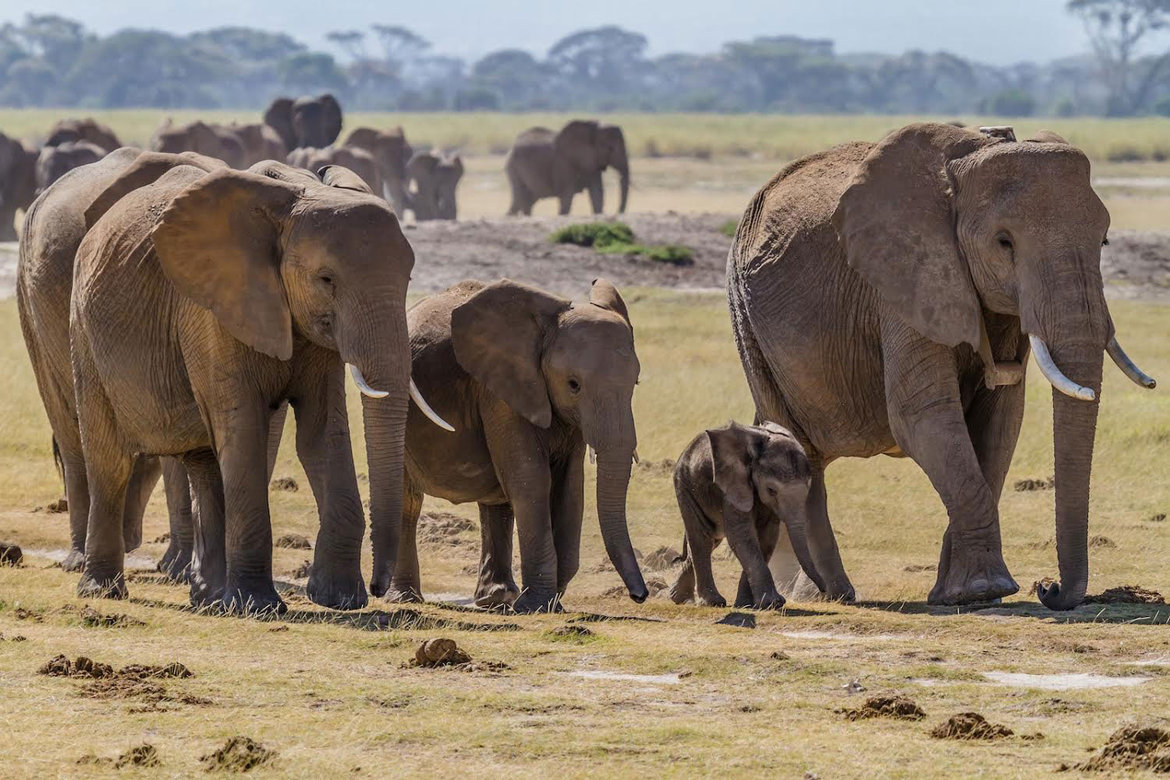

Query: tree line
2,1,1169,116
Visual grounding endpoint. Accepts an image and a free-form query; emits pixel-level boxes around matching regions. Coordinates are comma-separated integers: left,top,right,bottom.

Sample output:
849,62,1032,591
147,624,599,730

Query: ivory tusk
1028,335,1095,401
410,378,454,432
347,363,388,399
1106,336,1157,389
632,448,640,465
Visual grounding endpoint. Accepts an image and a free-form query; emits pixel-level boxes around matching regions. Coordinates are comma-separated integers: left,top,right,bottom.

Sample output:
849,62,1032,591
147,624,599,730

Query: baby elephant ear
589,277,631,326
707,424,756,514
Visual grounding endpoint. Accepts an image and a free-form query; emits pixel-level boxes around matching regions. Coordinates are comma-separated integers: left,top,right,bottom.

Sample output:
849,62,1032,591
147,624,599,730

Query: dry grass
1,291,1169,776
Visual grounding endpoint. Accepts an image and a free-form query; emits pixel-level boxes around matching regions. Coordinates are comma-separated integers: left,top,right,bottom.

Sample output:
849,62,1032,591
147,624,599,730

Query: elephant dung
840,695,926,721
715,612,757,629
274,533,311,550
0,542,21,566
930,712,1014,741
1073,724,1170,773
413,638,472,667
1084,585,1165,605
114,745,161,769
200,737,276,773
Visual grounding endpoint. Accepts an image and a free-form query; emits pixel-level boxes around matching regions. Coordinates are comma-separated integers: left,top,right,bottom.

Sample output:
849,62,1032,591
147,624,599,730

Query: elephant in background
226,123,288,168
727,123,1157,610
505,120,629,216
408,150,463,221
151,119,247,169
396,278,648,613
287,146,381,198
263,94,343,151
0,130,37,240
44,118,122,154
344,126,412,214
35,141,106,194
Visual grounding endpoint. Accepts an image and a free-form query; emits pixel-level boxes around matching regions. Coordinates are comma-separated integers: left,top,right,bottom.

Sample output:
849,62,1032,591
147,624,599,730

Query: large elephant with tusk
727,122,1156,610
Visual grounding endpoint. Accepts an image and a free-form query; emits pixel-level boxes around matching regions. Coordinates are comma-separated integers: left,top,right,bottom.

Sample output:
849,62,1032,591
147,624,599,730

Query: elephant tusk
410,378,455,432
347,363,388,399
632,448,640,465
588,446,596,465
1106,336,1157,389
1028,335,1095,401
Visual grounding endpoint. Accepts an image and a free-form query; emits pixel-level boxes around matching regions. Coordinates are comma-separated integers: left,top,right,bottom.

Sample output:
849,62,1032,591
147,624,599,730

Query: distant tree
1068,0,1170,114
470,49,546,108
277,52,348,94
548,26,648,102
371,25,430,69
326,30,367,61
984,88,1037,116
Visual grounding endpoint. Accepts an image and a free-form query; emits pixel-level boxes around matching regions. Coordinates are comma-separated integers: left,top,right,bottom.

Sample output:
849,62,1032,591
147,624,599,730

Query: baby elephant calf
670,421,826,609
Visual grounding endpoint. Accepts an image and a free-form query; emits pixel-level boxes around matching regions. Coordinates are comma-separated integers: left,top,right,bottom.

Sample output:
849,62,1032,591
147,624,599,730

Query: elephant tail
51,436,64,488
674,535,689,565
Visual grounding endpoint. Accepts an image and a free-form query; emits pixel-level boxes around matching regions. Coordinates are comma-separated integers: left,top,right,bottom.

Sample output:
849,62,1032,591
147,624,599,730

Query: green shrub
549,222,635,249
719,219,738,237
644,244,695,265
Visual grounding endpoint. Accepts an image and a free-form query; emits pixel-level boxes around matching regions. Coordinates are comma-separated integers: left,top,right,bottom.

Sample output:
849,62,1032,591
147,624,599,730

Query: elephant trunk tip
1036,579,1086,611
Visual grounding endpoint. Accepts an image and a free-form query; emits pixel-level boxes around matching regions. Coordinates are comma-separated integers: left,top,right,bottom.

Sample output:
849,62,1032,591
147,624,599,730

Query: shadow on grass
853,599,1170,625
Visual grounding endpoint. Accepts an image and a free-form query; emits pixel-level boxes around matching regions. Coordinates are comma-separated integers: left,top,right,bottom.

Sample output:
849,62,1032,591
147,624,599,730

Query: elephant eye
996,234,1013,251
568,378,581,394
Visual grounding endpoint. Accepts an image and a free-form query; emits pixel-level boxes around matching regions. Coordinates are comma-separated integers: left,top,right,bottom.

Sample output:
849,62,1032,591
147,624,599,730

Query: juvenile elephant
225,123,288,168
44,118,122,154
0,130,37,240
263,94,343,150
151,119,247,169
505,120,629,216
408,150,463,221
344,127,412,214
394,278,648,612
35,141,106,194
669,422,826,610
727,123,1156,609
287,146,381,199
68,159,448,613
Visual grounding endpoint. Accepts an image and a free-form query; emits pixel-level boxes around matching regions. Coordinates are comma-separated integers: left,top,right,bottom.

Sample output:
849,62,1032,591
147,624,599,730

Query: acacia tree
1068,0,1170,114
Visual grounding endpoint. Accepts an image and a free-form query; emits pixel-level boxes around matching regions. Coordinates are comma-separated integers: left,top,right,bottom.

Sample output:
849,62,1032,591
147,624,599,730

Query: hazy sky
0,0,1148,65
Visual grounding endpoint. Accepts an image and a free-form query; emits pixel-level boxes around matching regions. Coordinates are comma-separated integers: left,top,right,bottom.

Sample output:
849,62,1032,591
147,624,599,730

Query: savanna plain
0,111,1169,777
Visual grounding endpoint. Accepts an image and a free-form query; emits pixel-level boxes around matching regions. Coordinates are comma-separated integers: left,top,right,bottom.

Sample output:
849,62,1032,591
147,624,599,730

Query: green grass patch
719,218,739,237
550,221,694,266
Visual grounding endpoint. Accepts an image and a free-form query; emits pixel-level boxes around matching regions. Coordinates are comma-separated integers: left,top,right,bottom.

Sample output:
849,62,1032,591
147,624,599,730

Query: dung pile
0,542,21,565
1084,585,1165,605
200,736,276,772
412,638,472,667
840,695,926,722
274,533,310,549
114,744,160,769
1014,476,1054,491
1074,724,1170,773
930,712,1014,740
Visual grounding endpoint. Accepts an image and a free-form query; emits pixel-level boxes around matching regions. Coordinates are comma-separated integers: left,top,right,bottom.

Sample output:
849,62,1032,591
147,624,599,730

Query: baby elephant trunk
783,510,826,595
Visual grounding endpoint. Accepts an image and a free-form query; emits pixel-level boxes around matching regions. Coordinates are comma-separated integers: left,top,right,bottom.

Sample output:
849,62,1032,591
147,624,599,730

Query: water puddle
983,671,1151,690
781,630,898,641
566,670,684,685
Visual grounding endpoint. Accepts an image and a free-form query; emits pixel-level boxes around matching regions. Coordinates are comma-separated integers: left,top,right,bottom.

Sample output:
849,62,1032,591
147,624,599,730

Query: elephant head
832,122,1156,610
556,120,630,213
44,118,122,154
345,127,413,214
151,120,246,169
451,278,647,601
0,131,37,240
407,150,463,221
263,97,298,151
706,421,827,593
293,93,343,149
36,141,106,194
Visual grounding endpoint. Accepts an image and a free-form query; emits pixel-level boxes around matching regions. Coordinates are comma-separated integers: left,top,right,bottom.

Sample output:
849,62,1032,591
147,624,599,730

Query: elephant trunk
614,152,630,215
783,514,827,594
594,451,648,602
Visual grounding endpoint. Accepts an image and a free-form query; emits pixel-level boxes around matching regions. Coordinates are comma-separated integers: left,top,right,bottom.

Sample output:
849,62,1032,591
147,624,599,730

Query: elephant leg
551,447,585,596
725,508,783,610
55,431,89,572
506,170,531,216
182,449,225,607
121,455,162,554
675,487,724,607
474,502,518,609
557,192,573,216
669,558,696,604
386,480,424,604
966,383,1026,504
158,457,194,583
587,173,604,215
510,474,559,614
266,401,288,480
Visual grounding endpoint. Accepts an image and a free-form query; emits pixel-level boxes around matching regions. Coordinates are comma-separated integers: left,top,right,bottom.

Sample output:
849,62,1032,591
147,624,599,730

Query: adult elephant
395,278,648,613
727,123,1156,610
263,94,342,150
505,120,629,216
68,159,449,613
44,118,122,154
151,119,247,169
0,131,37,241
407,150,463,221
35,141,106,194
344,127,412,214
287,146,381,198
225,123,288,168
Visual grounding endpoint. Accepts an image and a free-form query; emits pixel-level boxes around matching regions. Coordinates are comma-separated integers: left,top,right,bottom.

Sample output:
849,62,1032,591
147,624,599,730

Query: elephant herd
6,119,1160,616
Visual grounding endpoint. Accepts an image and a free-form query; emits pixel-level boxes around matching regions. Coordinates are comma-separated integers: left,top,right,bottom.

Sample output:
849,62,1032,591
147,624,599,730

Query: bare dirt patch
930,712,1014,740
1085,585,1165,605
417,511,477,547
840,695,926,721
200,736,276,773
1072,723,1170,773
274,533,311,550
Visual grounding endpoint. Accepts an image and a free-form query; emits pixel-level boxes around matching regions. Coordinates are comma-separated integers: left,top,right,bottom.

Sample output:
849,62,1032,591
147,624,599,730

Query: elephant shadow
854,598,1170,626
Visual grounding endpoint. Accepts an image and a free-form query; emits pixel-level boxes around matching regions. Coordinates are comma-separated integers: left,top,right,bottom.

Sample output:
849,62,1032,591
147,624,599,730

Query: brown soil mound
643,546,682,570
33,498,68,513
1075,724,1170,773
200,736,276,772
716,612,757,628
274,533,311,550
115,744,160,769
1014,476,1054,491
1089,535,1117,549
289,560,312,579
841,695,926,722
1085,585,1166,605
270,476,299,492
417,512,477,546
0,542,21,565
931,712,1014,740
413,638,472,667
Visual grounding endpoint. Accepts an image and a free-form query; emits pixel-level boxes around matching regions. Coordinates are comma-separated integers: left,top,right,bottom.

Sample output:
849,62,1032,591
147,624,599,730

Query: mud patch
984,671,1150,690
0,542,22,565
931,712,1014,740
32,498,68,513
115,744,160,769
417,512,477,547
716,611,756,628
274,533,310,549
643,546,682,571
270,476,299,492
840,695,926,721
200,736,276,772
1073,724,1170,773
1085,585,1165,605
1014,476,1054,491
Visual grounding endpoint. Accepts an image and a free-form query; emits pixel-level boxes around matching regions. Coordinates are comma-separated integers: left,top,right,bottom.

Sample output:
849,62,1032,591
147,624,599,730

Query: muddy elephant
505,120,629,216
344,126,412,214
0,130,37,240
44,118,122,154
727,123,1156,609
151,119,247,169
287,146,381,198
408,150,463,221
224,123,288,168
67,159,448,613
263,94,342,151
670,421,826,610
395,278,648,613
35,141,106,194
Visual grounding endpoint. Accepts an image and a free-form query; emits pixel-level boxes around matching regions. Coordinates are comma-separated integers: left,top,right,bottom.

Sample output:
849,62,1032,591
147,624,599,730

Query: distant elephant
505,120,629,216
68,159,448,613
263,94,343,150
0,130,37,240
669,421,826,610
344,126,412,214
408,150,463,221
225,123,288,168
150,119,247,169
727,123,1156,610
44,118,122,154
395,278,648,613
287,146,381,198
35,141,106,194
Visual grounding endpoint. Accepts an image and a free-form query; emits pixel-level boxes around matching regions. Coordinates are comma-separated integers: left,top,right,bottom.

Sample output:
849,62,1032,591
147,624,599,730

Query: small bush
719,219,738,238
550,222,635,249
644,244,695,265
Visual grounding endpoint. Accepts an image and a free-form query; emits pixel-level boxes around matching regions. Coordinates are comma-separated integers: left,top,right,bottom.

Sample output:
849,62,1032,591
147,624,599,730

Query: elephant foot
754,592,786,611
157,543,192,584
696,593,727,608
61,547,86,573
511,589,563,614
222,583,287,616
928,548,1018,606
383,583,424,604
77,571,127,600
307,566,368,611
474,579,519,610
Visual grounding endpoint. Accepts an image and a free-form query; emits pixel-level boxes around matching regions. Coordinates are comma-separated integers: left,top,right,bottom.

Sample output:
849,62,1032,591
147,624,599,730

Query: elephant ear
707,423,757,514
85,151,226,229
319,94,343,147
1028,130,1069,144
445,153,464,180
556,120,601,171
832,123,994,349
263,97,297,151
589,277,631,327
408,152,438,180
152,169,302,361
759,421,796,440
319,164,373,194
451,279,570,428
247,159,318,185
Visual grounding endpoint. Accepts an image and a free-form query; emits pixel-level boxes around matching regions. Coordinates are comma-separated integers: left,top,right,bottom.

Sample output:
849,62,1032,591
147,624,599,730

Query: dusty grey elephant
263,94,343,150
35,141,106,194
287,146,381,198
727,123,1156,609
44,118,122,154
0,130,37,240
67,159,448,613
225,123,288,168
151,119,247,169
395,278,648,612
669,421,826,610
505,120,629,216
344,126,412,214
407,150,463,221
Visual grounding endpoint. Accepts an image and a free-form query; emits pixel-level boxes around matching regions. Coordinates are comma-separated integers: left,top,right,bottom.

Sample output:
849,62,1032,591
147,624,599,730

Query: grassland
1,290,1169,776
